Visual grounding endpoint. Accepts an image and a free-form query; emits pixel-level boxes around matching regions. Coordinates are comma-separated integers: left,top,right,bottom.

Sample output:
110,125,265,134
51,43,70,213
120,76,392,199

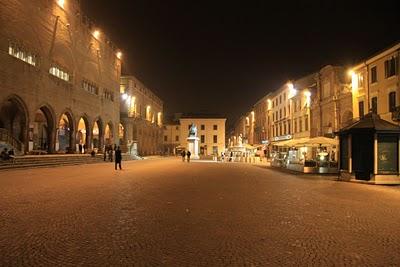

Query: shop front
272,137,338,174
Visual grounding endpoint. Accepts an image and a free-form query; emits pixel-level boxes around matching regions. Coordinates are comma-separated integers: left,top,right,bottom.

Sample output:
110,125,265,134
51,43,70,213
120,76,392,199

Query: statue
238,134,243,146
188,123,197,137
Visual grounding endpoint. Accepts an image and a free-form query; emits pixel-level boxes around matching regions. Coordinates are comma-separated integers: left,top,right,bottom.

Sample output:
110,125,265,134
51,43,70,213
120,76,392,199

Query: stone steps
0,154,135,170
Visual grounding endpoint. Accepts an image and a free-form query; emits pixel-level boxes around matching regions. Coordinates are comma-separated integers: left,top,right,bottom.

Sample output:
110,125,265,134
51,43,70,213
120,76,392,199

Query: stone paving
1,158,400,266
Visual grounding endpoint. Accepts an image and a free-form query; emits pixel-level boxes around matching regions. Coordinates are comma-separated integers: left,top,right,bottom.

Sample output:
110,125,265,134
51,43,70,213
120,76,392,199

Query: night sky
81,0,400,127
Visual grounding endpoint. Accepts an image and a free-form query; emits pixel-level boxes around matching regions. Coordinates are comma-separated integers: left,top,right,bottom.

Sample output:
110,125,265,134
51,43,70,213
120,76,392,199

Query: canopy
296,137,338,147
273,138,309,147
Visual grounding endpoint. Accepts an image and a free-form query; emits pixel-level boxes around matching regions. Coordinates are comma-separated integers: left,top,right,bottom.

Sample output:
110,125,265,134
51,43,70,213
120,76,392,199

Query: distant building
179,114,226,156
162,115,181,155
0,0,122,154
163,114,226,156
120,76,163,156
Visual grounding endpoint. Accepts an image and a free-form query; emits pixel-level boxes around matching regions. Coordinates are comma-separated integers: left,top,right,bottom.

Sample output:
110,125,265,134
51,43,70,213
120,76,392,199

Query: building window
279,123,282,136
213,125,218,130
164,136,167,142
389,92,396,112
8,42,37,66
279,95,282,104
288,120,291,134
103,89,114,101
294,119,297,133
283,123,287,135
359,101,364,118
322,82,331,99
284,107,286,117
299,118,303,132
283,93,286,100
175,135,179,142
385,57,398,78
273,113,275,121
175,126,179,130
304,115,308,131
82,80,99,95
279,109,282,119
213,135,218,143
201,124,205,130
275,111,278,121
371,66,377,83
201,135,205,143
49,65,70,82
371,97,378,113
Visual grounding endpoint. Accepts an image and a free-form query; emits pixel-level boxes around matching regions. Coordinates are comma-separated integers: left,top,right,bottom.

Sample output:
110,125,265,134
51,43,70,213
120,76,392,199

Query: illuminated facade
233,65,351,159
179,115,226,156
349,43,400,123
0,0,121,154
311,65,352,137
162,122,181,155
120,76,163,156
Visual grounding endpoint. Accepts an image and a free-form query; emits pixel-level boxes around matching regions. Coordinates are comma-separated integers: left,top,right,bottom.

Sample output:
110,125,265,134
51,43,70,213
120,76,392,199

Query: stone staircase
0,128,24,155
0,153,136,171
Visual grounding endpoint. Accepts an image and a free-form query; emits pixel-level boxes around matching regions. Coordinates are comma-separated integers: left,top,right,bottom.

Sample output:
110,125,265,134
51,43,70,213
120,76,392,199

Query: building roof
339,113,400,134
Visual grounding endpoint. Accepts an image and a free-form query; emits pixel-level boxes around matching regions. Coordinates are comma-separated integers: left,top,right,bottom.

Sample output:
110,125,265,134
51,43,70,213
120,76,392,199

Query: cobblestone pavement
1,158,400,266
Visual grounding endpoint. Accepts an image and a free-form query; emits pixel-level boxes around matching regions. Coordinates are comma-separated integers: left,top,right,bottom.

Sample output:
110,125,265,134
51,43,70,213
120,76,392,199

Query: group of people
180,150,192,162
104,144,122,170
1,148,15,162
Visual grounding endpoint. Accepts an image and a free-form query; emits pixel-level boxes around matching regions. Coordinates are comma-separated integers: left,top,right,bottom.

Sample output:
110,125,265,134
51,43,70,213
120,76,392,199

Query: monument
187,123,200,160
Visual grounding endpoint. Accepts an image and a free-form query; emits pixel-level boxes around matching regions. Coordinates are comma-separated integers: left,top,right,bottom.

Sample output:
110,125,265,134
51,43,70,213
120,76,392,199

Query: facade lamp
93,30,100,39
116,51,122,59
288,82,297,99
122,93,128,100
57,0,65,8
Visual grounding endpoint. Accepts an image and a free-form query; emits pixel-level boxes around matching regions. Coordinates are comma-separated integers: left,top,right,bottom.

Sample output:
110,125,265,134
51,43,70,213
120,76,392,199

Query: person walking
104,145,108,161
181,150,186,162
186,150,191,163
115,146,122,170
108,146,113,162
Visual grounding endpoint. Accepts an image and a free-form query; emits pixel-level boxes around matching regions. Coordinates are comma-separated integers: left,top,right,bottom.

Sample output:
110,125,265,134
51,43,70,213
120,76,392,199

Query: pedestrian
8,149,15,163
221,152,225,162
181,150,186,162
115,146,122,170
229,151,233,162
78,144,82,154
109,146,113,162
186,150,191,162
104,145,108,161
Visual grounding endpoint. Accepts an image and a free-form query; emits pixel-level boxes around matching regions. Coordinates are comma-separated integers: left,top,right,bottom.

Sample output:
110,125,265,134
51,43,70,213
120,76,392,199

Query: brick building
0,0,122,154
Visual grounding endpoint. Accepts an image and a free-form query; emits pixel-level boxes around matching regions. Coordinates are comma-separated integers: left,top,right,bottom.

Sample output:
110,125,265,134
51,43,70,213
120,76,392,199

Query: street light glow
93,30,100,39
122,93,128,100
116,51,122,59
288,82,297,98
57,0,64,8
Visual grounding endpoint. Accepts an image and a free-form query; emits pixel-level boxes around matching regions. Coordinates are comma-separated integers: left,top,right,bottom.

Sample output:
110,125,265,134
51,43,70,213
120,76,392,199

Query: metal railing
0,128,23,152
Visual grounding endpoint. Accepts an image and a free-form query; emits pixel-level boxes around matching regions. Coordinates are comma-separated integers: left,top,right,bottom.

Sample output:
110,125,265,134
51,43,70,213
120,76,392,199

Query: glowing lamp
116,51,122,59
57,0,65,8
122,93,128,100
93,30,100,39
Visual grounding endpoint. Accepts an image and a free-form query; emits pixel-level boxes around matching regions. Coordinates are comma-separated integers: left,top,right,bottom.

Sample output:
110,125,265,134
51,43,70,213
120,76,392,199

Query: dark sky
81,0,399,127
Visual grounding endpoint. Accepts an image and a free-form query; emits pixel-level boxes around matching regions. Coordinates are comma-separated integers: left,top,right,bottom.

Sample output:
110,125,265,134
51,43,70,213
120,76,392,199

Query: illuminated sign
272,135,292,142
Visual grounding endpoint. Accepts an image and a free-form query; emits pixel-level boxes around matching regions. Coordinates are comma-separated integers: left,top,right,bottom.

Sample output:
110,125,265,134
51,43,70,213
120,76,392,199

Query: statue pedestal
187,136,200,160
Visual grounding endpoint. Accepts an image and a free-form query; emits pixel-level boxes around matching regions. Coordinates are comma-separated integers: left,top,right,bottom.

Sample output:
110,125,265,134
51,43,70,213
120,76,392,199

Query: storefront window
378,135,398,174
